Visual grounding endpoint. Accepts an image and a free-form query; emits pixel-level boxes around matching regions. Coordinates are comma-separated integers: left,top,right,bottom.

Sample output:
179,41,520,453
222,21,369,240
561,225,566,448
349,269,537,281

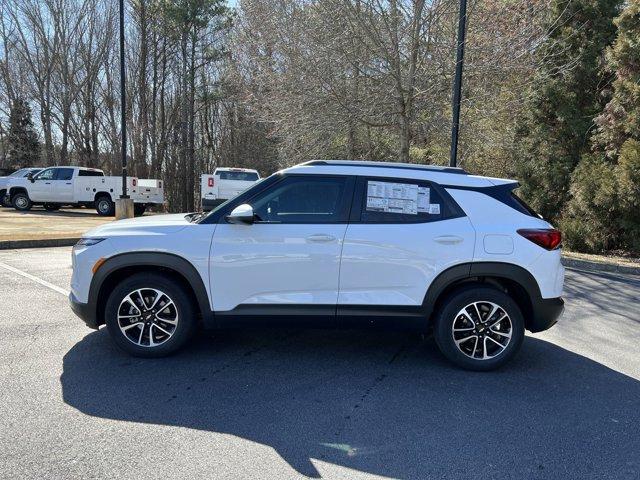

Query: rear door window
354,177,464,223
55,168,74,181
78,170,104,177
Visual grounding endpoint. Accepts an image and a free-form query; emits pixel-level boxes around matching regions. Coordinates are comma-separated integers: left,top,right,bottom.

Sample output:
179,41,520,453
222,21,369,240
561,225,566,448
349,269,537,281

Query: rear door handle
306,234,336,243
434,235,464,245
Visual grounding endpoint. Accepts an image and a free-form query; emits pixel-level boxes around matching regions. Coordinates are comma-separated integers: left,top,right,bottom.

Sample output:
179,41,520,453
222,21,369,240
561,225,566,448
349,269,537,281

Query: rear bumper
69,292,99,330
528,296,564,333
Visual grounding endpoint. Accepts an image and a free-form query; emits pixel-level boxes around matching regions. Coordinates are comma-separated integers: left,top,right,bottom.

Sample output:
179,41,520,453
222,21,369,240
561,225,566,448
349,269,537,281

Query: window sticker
428,204,440,215
417,186,430,213
366,181,419,215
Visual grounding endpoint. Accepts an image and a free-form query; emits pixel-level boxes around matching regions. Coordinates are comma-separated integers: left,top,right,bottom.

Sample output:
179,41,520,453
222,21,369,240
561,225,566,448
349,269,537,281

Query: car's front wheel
434,286,524,371
12,192,32,211
104,273,197,357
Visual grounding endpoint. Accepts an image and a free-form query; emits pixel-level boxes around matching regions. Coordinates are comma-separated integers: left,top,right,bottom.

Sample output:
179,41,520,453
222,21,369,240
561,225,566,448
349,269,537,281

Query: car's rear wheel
134,203,146,216
12,192,32,211
95,195,114,216
104,273,197,357
434,286,524,371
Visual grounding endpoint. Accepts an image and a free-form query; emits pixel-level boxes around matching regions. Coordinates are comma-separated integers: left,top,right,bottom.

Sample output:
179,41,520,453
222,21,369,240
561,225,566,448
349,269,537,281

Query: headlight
75,237,106,247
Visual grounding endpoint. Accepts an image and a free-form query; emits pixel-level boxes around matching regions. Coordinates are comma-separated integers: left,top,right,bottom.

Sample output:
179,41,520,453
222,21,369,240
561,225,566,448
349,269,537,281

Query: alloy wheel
117,288,179,347
451,301,512,360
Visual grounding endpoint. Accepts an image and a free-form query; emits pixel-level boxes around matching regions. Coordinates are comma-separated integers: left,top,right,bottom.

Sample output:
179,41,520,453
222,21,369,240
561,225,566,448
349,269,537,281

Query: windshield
218,171,259,181
9,169,27,177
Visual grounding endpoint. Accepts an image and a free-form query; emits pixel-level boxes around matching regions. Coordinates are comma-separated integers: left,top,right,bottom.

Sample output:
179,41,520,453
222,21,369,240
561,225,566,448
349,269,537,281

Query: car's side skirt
213,304,427,331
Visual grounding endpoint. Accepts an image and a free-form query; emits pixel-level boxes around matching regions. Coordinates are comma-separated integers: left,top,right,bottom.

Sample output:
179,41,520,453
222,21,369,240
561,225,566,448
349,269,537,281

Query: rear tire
104,273,197,357
134,204,146,216
95,195,114,216
12,192,32,211
433,286,525,371
44,203,60,211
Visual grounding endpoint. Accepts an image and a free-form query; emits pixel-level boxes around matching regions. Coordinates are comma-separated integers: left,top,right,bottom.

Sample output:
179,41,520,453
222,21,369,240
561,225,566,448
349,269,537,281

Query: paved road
0,247,638,480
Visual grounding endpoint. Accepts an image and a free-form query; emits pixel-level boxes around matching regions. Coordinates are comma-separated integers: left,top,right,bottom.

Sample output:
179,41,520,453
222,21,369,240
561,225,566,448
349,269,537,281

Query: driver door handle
306,234,336,243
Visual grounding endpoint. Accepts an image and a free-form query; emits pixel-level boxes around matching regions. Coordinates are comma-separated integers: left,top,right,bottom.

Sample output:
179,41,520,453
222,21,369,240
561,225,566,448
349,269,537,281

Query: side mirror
27,173,34,183
226,204,255,224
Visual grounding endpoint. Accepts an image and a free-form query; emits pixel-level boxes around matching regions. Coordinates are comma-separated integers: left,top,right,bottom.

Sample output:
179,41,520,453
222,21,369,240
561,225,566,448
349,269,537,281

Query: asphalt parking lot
0,247,639,479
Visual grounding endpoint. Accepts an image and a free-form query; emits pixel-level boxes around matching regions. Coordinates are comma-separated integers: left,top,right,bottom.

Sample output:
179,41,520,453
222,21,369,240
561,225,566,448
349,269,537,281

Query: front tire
104,273,197,357
12,192,32,211
434,286,525,371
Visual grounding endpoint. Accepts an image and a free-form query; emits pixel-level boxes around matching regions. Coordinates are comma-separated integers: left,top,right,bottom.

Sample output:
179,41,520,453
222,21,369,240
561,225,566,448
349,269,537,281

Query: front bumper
69,292,99,329
528,296,564,333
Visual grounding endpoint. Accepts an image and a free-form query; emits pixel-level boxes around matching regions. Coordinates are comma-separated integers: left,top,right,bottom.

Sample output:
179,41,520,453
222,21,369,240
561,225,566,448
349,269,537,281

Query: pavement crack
388,344,407,364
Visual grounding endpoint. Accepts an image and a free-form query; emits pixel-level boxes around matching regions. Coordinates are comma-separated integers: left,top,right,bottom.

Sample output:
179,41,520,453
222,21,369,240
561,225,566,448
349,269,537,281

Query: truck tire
95,195,114,216
134,204,146,216
12,192,32,211
44,203,61,211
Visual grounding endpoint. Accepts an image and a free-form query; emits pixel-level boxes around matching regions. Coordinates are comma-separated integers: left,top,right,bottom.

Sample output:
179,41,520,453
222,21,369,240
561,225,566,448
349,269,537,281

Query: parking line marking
0,261,70,296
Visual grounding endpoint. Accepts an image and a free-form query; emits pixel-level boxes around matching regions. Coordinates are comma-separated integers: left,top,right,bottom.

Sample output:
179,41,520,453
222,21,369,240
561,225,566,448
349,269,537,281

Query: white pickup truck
5,166,164,216
200,167,260,211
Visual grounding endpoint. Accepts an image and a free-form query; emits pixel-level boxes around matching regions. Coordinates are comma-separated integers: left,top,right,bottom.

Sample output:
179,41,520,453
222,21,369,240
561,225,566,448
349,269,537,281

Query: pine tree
513,0,621,221
561,1,640,253
593,0,640,157
7,99,40,167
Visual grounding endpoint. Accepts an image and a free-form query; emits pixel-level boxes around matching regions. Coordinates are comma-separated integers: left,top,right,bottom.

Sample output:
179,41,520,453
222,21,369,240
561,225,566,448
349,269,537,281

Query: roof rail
299,160,468,175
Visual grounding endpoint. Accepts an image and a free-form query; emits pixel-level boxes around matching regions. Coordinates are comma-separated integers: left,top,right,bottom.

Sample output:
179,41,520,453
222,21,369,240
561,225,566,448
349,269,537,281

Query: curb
562,256,640,277
0,238,79,250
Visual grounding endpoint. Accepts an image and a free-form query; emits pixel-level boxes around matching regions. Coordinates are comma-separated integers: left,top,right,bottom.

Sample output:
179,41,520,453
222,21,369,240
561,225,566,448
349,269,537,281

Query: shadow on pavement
2,207,100,217
61,328,639,479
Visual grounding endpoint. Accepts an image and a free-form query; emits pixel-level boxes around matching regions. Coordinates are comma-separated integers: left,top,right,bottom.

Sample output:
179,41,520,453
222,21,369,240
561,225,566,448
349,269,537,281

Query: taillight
208,177,214,187
517,228,562,250
132,178,137,187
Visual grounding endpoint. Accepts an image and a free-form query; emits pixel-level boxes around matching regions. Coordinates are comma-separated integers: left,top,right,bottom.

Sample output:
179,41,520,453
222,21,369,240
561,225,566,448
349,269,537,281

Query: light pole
449,0,468,168
115,0,133,219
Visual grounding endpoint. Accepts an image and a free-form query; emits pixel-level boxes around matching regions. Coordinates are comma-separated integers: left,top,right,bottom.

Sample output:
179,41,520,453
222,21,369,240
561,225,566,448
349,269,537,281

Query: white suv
70,160,564,370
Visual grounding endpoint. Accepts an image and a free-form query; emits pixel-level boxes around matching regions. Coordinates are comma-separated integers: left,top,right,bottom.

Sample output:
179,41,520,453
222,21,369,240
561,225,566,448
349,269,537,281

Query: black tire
95,195,114,216
104,273,197,357
44,203,61,211
433,285,525,371
0,191,9,207
134,204,146,216
12,192,32,211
